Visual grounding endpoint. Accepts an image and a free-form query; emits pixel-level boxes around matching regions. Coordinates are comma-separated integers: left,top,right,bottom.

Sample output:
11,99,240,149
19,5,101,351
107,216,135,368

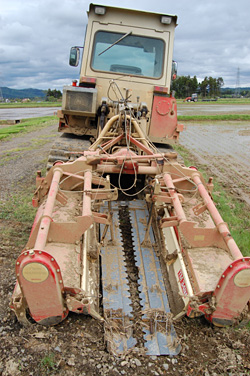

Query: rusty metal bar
89,115,120,151
96,165,162,175
82,229,88,293
101,153,170,162
34,167,63,251
126,115,148,147
163,173,187,222
192,173,242,260
82,169,92,217
81,170,93,293
126,133,154,155
101,133,124,152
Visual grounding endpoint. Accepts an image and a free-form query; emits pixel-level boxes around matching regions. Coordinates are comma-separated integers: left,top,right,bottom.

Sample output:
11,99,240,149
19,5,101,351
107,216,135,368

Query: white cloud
0,0,250,89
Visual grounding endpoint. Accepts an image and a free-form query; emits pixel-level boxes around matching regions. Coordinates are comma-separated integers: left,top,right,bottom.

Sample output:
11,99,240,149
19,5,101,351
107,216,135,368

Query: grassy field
0,101,61,108
0,116,57,140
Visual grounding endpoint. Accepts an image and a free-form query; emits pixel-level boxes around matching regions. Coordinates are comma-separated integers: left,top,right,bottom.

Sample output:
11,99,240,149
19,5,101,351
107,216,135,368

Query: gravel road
0,124,58,201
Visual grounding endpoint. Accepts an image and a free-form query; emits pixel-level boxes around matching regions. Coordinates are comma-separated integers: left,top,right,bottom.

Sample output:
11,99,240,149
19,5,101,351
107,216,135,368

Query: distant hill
1,87,46,99
221,87,250,92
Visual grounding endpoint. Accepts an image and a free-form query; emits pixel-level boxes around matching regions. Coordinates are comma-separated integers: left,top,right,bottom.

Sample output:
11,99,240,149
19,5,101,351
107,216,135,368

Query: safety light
95,6,106,15
161,16,172,24
154,86,168,94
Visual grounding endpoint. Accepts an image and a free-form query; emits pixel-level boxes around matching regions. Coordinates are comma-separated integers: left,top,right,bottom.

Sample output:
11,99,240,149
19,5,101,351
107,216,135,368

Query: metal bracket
193,202,207,216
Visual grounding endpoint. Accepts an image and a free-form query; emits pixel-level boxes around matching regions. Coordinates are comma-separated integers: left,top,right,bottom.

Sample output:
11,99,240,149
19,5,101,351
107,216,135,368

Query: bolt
16,262,20,266
67,299,71,303
57,269,60,273
24,253,27,256
59,280,62,284
51,258,54,261
20,312,24,317
217,285,220,288
222,275,225,278
242,259,245,262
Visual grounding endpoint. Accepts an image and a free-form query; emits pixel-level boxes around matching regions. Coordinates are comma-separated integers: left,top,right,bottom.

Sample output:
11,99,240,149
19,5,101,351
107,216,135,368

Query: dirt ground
0,119,250,376
180,121,250,207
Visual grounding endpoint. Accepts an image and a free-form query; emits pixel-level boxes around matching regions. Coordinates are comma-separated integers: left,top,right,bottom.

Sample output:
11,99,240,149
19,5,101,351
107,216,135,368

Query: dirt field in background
180,121,250,206
0,115,250,375
177,103,250,116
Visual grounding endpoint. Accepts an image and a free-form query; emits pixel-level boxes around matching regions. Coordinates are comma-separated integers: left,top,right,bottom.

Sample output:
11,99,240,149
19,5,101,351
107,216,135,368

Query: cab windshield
91,31,165,78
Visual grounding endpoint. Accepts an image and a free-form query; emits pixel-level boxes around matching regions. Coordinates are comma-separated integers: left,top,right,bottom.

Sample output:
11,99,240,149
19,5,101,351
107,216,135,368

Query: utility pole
235,67,240,97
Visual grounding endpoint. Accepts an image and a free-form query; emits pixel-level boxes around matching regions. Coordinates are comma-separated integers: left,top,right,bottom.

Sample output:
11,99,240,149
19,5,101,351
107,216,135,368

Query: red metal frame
11,113,250,329
16,250,67,325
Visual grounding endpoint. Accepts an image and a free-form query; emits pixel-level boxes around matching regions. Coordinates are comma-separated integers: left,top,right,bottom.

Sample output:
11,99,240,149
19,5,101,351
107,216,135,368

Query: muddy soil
177,103,250,116
180,121,250,206
0,121,250,375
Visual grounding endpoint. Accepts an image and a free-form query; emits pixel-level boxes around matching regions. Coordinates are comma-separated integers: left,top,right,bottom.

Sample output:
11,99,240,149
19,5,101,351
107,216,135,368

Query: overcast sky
1,0,249,90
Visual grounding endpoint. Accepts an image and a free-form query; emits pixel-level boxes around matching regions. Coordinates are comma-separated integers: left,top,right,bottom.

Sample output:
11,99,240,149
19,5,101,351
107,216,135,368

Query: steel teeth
129,200,181,355
101,201,181,356
101,203,136,355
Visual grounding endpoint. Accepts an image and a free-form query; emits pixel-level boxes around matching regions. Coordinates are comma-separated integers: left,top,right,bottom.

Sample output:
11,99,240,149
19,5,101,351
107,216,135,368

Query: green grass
0,116,57,140
213,186,250,255
0,137,57,166
210,98,250,105
0,171,37,224
178,114,250,122
175,144,250,257
40,353,57,372
0,189,37,248
0,191,36,224
0,101,61,108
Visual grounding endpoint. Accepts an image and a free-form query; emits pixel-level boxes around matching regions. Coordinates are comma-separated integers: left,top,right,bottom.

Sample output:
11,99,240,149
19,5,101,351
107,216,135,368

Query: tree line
171,76,224,99
46,89,62,101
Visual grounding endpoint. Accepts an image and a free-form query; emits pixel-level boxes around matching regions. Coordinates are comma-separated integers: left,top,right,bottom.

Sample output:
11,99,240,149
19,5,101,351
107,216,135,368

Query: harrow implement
10,113,250,356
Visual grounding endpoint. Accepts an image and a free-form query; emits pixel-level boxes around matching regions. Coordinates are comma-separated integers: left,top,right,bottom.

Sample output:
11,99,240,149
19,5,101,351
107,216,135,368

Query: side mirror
69,47,80,67
171,60,178,80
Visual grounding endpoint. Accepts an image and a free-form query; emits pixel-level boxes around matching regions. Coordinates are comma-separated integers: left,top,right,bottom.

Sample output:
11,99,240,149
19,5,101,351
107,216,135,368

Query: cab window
91,31,165,78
